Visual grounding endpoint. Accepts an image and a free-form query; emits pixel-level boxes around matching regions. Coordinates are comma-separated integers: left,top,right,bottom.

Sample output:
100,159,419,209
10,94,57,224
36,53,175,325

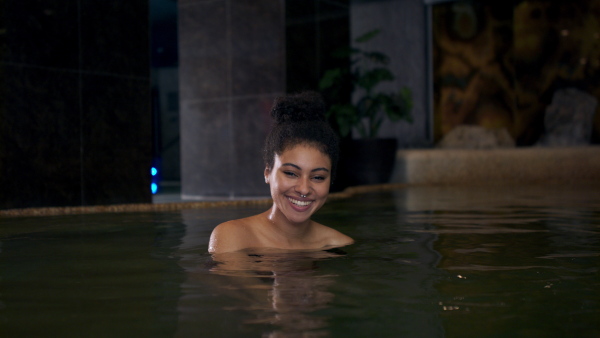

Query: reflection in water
0,186,597,336
211,249,344,337
173,186,599,336
178,246,345,337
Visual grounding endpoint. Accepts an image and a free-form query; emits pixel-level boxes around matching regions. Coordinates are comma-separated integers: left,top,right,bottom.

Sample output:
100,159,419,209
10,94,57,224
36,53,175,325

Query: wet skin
208,144,353,253
265,144,332,228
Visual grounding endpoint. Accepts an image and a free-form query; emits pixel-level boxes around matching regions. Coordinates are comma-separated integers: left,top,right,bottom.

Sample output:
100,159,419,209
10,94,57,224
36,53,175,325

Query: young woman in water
208,91,354,254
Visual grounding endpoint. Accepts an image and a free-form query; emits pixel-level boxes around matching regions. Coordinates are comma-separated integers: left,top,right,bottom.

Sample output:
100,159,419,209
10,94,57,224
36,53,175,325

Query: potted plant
319,29,413,189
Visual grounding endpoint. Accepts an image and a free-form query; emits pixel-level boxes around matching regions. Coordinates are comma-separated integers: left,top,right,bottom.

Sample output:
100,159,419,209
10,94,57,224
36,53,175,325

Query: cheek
314,181,330,196
269,175,287,192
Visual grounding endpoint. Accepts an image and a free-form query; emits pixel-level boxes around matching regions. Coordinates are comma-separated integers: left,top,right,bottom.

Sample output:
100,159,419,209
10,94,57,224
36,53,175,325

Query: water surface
1,185,598,337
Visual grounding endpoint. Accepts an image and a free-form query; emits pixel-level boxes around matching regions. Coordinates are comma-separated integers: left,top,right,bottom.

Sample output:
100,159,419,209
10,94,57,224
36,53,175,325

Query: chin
279,203,316,224
291,211,314,223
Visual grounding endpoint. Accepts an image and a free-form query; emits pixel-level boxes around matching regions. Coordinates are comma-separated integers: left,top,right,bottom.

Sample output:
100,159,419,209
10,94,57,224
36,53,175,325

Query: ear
264,167,271,184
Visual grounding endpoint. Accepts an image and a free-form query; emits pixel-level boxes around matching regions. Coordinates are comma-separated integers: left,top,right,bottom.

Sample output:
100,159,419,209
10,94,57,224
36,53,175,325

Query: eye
312,175,327,182
283,171,298,178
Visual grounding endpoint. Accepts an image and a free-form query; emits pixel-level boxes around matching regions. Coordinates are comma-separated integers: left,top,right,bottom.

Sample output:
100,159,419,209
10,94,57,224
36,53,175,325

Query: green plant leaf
379,95,400,120
318,68,344,90
362,51,389,65
318,28,414,139
357,68,394,92
355,97,374,119
332,46,361,59
371,117,383,138
395,87,414,119
378,87,413,122
328,104,359,137
355,29,381,43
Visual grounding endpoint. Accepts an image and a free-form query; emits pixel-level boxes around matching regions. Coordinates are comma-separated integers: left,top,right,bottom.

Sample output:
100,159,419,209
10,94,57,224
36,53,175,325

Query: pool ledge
392,146,600,185
0,183,415,218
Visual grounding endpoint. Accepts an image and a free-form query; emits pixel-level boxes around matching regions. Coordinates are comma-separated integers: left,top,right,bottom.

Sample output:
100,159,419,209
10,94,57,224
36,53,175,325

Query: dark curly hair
263,91,340,181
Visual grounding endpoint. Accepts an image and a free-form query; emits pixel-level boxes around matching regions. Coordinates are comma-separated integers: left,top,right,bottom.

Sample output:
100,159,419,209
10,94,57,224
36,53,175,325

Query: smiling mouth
287,197,312,207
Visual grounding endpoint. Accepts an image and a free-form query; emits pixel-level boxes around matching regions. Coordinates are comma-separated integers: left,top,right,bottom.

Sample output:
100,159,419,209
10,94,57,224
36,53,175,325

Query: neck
264,206,312,240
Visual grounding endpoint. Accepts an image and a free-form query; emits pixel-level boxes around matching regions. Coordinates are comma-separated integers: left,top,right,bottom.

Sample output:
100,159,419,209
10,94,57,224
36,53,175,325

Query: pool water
1,185,599,337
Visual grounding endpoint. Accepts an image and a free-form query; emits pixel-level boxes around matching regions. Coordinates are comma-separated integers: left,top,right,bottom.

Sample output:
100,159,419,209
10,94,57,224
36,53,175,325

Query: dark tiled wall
285,0,350,93
179,0,284,198
0,0,151,209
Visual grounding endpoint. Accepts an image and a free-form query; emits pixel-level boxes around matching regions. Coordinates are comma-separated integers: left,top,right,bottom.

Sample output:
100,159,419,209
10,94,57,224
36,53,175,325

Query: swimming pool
1,185,598,337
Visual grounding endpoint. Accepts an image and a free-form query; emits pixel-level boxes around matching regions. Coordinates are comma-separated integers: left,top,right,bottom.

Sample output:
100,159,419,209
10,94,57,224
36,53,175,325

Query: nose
295,176,311,197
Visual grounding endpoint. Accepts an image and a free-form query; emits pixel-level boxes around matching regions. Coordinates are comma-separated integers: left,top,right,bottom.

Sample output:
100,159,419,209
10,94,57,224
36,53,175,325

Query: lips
287,197,312,207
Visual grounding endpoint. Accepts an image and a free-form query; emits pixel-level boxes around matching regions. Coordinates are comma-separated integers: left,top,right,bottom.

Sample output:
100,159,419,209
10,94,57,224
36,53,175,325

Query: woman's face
265,144,332,225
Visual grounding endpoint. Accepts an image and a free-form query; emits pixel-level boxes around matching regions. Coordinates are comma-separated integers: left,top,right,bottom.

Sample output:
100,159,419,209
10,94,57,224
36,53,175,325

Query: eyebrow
282,163,330,173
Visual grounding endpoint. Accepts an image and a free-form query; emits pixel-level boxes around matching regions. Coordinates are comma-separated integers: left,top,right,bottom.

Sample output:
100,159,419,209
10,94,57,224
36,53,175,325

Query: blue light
151,167,158,176
151,183,158,194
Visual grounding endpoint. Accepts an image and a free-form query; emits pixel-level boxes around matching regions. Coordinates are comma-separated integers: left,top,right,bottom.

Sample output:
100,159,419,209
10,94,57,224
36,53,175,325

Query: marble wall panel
178,0,228,101
231,0,285,96
1,65,81,209
179,0,285,198
80,74,151,205
231,96,273,196
180,100,233,197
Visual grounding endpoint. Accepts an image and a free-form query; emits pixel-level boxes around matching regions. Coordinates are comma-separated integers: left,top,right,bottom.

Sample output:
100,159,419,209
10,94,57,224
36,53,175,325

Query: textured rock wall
433,1,600,145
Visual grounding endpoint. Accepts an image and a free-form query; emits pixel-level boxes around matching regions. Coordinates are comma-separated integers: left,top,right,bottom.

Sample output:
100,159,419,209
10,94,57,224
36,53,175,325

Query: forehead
275,144,331,168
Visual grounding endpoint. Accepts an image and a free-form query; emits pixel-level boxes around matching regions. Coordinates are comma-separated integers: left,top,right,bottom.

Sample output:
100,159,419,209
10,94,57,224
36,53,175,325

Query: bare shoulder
208,217,257,254
315,222,354,248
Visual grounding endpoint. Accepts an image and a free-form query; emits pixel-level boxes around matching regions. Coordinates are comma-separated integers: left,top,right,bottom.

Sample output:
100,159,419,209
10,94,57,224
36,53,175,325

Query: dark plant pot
332,138,398,191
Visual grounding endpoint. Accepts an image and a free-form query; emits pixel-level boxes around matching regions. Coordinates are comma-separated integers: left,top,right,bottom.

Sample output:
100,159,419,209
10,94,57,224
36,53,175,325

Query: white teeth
288,197,312,207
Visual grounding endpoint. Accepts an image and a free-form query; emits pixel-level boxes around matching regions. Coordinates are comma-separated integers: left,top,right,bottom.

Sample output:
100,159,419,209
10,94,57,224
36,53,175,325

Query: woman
208,91,354,254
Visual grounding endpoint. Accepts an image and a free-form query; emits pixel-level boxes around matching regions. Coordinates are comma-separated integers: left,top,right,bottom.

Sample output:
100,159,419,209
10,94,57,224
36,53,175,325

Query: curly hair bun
271,91,326,125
